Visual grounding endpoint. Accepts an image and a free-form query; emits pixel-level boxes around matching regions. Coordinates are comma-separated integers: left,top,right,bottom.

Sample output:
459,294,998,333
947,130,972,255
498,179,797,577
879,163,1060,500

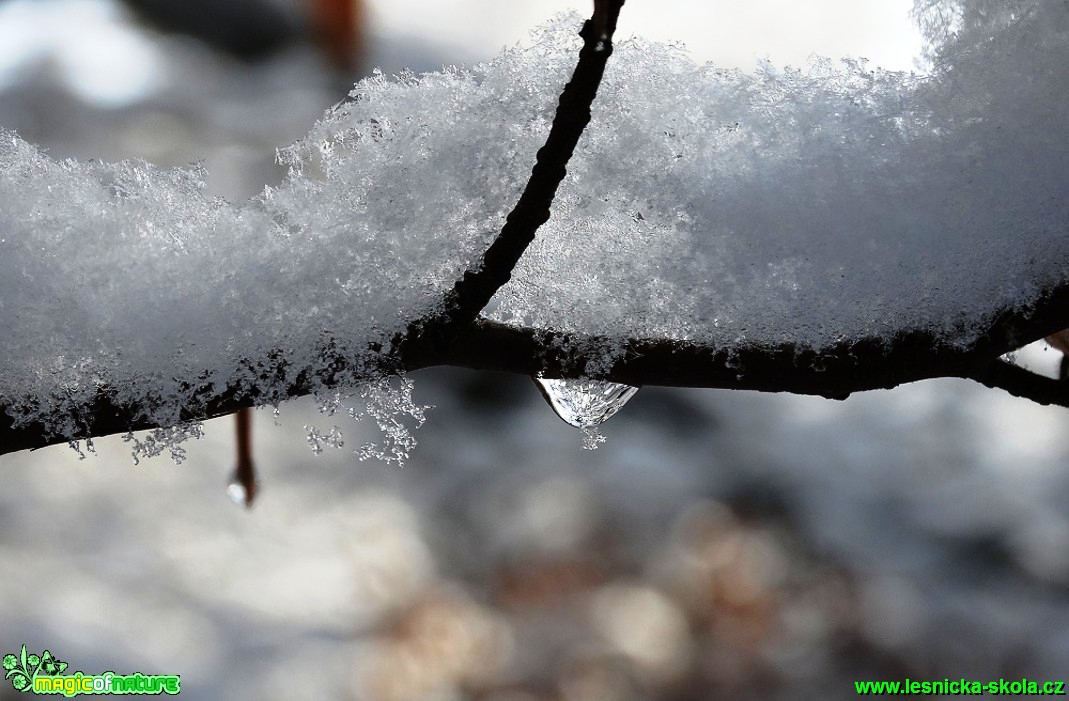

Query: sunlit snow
0,0,1066,451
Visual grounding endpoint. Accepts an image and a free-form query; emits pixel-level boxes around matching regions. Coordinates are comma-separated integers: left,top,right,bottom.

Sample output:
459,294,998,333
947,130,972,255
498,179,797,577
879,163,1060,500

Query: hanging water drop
226,464,257,508
226,477,249,507
533,376,639,438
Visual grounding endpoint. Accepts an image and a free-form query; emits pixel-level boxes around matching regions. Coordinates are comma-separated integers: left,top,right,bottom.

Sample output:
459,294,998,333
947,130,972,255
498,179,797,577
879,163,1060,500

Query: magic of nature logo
3,645,179,696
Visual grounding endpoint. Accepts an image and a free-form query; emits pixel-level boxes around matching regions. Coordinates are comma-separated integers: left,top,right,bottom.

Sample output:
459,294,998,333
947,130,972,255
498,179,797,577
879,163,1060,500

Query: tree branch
964,359,1069,408
396,0,626,361
441,297,1069,407
0,2,629,456
3,0,1069,459
4,285,1069,456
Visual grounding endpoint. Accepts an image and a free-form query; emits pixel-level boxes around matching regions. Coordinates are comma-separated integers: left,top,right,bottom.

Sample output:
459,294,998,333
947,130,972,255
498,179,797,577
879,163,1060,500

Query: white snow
493,2,1069,349
1,0,1067,448
0,2,1068,692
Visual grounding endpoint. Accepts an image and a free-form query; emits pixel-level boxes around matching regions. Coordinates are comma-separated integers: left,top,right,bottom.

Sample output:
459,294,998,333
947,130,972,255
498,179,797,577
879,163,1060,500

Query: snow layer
493,1,1069,346
1,0,1067,442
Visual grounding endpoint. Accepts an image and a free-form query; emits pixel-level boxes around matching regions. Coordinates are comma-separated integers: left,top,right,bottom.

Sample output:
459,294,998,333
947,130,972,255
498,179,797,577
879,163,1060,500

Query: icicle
533,376,639,435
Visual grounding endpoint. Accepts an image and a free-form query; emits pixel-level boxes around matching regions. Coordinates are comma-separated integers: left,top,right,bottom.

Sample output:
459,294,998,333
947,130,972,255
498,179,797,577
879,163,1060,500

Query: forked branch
2,0,1068,459
0,2,629,456
396,0,626,360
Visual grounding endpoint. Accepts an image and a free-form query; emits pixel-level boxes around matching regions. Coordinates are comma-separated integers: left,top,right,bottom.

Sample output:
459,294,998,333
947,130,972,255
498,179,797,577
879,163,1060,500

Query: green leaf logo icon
4,645,47,693
9,673,28,691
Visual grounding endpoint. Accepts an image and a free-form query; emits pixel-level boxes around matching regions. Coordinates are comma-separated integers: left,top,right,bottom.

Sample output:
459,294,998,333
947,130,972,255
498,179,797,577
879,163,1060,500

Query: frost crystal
352,376,430,466
302,376,430,465
122,423,204,465
304,425,345,455
1,1,1067,456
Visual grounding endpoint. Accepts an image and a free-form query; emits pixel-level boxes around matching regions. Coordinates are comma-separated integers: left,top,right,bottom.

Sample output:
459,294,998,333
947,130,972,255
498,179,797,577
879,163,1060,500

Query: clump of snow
0,56,531,451
493,0,1069,350
1,0,1067,453
350,376,430,465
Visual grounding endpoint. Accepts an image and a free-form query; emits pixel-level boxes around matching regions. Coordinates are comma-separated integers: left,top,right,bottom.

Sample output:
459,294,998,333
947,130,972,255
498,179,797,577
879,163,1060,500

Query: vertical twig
233,407,257,507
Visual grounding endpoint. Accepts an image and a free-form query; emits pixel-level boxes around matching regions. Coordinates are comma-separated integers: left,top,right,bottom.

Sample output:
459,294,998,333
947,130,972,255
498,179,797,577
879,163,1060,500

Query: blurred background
1,1,1067,699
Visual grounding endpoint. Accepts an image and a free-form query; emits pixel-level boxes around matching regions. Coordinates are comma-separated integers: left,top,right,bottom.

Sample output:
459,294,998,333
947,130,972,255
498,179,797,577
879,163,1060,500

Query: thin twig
397,0,626,359
964,358,1069,408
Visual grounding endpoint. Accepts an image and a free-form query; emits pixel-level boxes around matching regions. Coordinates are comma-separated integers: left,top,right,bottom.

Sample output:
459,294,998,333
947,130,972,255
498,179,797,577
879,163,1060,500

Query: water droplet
226,479,248,506
534,377,639,429
226,467,257,508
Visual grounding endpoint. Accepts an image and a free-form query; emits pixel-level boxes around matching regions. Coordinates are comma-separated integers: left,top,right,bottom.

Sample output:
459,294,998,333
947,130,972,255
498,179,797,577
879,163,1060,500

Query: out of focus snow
0,0,163,107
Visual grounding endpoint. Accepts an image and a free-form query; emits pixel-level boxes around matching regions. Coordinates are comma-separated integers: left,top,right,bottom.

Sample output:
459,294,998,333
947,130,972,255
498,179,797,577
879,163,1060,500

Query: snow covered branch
445,295,1069,406
0,2,629,456
2,0,1068,458
4,277,1068,457
397,0,625,361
